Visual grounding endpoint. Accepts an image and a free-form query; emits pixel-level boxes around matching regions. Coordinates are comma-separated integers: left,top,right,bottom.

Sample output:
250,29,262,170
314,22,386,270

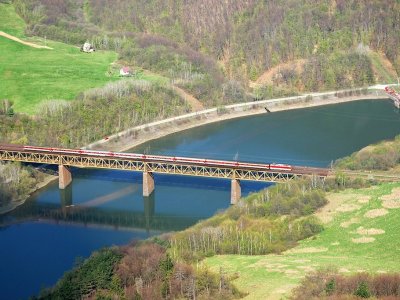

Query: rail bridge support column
59,165,72,189
143,172,155,196
231,179,241,205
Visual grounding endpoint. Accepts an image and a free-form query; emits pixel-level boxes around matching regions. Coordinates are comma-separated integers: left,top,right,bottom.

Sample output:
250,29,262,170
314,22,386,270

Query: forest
11,0,400,100
335,134,400,170
36,243,243,300
0,162,43,209
292,268,400,299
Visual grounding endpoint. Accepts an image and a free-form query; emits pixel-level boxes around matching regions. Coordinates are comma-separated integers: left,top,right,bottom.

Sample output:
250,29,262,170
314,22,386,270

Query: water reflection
1,172,247,235
0,99,399,299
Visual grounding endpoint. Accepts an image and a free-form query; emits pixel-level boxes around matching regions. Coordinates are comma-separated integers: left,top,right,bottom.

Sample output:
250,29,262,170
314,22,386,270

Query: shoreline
0,89,388,215
87,91,387,152
118,94,387,152
0,174,58,215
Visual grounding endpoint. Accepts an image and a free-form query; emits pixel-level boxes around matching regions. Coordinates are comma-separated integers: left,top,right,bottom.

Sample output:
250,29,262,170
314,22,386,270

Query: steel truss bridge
0,146,329,204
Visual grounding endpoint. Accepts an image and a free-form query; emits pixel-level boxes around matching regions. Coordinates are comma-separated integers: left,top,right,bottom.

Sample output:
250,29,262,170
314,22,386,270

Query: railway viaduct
0,145,329,204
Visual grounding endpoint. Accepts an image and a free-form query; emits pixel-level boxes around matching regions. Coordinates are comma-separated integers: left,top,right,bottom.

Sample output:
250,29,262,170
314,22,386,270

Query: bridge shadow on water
1,167,272,236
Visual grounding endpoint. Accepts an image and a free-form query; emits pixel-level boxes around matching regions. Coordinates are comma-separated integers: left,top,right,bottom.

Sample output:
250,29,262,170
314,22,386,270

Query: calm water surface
1,99,399,299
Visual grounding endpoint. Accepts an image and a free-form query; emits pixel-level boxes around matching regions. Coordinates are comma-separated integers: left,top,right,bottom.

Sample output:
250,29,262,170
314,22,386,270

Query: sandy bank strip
85,90,387,153
0,174,57,215
0,31,53,49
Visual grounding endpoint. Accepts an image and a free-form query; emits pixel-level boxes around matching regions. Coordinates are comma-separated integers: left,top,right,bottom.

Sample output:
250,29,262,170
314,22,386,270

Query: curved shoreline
0,88,388,215
86,89,387,152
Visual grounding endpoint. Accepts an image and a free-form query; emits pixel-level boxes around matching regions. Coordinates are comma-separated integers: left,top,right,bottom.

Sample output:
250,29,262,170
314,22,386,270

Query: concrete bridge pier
143,172,155,196
231,179,241,205
59,165,72,189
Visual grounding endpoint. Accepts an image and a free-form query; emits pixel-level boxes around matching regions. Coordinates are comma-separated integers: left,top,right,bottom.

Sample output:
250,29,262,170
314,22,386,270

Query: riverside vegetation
0,79,189,209
1,2,400,297
35,135,400,299
1,0,399,207
204,137,400,299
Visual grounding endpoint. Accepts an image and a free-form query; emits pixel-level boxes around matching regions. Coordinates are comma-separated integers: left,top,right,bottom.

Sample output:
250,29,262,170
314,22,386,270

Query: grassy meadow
0,37,118,114
0,3,25,37
204,182,400,299
0,3,118,114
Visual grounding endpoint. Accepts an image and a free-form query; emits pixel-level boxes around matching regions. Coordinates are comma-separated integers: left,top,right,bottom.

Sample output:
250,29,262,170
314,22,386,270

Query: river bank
2,95,400,300
0,88,388,215
0,173,57,215
86,89,387,152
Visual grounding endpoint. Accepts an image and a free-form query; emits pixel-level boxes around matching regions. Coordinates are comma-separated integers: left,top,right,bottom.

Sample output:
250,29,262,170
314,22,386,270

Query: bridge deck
0,144,329,183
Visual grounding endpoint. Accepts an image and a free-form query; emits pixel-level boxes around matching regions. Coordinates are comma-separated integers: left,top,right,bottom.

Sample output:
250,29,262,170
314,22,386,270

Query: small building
120,66,131,76
81,42,95,53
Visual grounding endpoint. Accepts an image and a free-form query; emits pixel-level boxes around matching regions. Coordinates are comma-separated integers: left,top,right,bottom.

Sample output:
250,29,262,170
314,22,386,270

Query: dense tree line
0,162,43,208
11,0,398,101
37,243,242,300
271,52,375,91
0,80,188,147
170,178,327,260
335,134,400,170
292,268,400,299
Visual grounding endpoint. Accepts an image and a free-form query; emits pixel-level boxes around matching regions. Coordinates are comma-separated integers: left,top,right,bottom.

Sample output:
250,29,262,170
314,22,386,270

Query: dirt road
0,31,52,49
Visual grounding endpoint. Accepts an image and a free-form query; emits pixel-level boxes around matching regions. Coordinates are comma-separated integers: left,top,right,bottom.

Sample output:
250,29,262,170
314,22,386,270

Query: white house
81,42,95,53
120,67,131,76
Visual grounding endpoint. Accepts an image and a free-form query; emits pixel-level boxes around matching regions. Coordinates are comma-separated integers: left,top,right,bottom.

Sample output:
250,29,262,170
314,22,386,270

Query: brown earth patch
293,259,311,263
364,208,388,218
352,236,375,243
339,268,350,273
356,227,385,235
286,247,328,254
382,201,400,209
316,193,358,223
380,188,400,201
372,52,399,81
357,195,371,204
171,86,204,111
285,269,300,275
340,217,359,228
380,188,400,209
336,203,360,212
0,31,53,49
252,59,307,87
296,266,316,272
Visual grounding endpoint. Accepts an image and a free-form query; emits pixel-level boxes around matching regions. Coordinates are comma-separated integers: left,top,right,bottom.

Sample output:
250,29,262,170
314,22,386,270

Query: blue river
0,99,399,299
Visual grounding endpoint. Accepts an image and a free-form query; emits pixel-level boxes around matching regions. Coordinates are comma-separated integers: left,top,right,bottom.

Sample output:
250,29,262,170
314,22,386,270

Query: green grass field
204,182,400,299
0,3,25,37
0,37,118,113
0,3,118,114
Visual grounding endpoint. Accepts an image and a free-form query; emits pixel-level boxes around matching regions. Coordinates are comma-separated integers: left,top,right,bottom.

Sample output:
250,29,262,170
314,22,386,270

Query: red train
0,144,293,172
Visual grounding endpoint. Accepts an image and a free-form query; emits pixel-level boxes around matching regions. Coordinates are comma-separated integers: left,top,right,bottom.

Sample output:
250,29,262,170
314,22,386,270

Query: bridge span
0,144,329,204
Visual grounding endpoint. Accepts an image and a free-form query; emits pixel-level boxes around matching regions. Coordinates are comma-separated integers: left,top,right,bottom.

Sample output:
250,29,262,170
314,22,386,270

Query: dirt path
250,59,307,87
172,85,204,111
0,31,52,49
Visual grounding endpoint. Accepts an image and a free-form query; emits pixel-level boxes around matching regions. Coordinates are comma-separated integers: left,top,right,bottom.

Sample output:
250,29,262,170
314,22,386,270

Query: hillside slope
10,0,399,103
0,3,117,114
205,182,400,299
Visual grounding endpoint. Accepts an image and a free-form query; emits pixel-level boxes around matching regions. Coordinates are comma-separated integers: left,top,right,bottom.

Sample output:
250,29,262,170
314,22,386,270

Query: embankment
85,88,387,152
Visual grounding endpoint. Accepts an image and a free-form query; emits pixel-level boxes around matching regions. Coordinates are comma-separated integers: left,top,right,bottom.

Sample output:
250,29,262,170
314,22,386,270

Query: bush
292,270,400,299
355,281,371,298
